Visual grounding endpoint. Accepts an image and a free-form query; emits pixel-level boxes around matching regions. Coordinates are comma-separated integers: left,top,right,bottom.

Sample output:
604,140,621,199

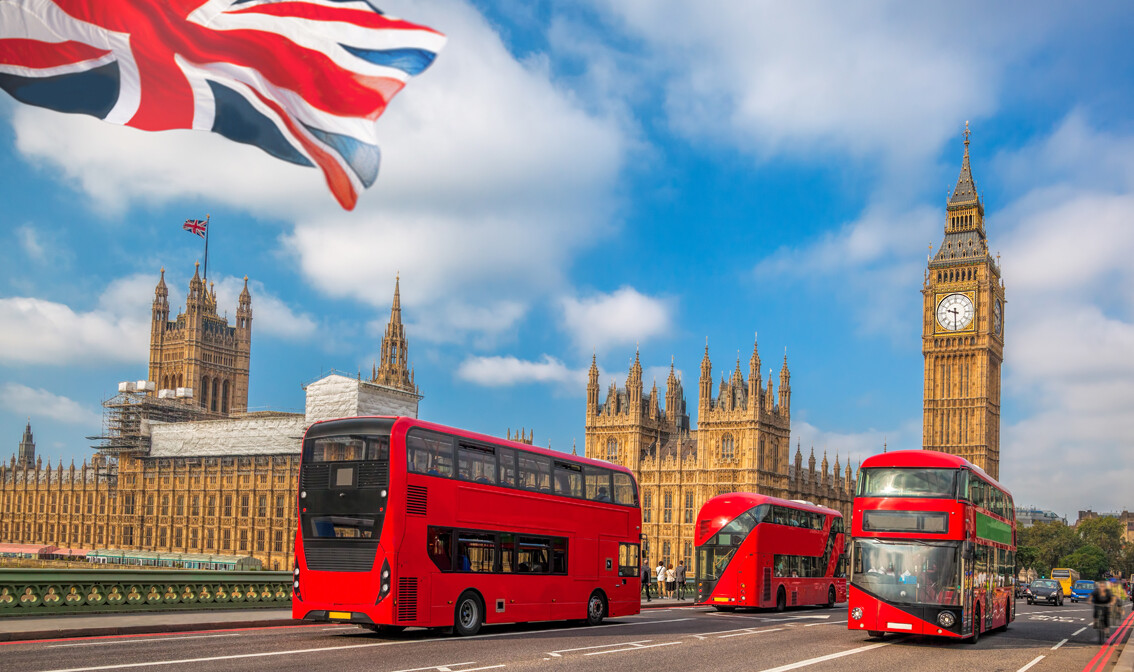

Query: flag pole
203,213,211,281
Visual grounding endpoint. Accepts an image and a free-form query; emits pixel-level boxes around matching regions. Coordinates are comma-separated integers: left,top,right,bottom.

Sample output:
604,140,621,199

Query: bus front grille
406,485,428,516
303,543,378,572
397,577,418,622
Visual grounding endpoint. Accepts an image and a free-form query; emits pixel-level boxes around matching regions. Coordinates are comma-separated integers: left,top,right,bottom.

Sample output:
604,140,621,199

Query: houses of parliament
0,267,420,570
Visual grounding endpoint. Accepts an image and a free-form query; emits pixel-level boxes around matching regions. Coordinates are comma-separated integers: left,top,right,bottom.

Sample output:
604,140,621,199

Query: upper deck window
407,431,454,477
857,468,958,499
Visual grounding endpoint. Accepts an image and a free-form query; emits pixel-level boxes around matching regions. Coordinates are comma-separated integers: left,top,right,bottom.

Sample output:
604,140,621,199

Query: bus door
961,541,973,635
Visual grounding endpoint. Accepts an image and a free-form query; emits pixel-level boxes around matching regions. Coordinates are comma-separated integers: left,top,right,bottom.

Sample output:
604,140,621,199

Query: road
1,600,1129,672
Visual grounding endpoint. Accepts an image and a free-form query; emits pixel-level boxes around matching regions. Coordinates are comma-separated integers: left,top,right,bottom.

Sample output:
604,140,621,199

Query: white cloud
0,383,102,426
16,225,46,262
213,276,317,341
0,296,147,366
587,2,1066,170
561,287,674,352
456,354,586,389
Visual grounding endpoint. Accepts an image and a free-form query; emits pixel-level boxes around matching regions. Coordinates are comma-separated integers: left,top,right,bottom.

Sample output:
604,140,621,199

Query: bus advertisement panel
848,450,1016,642
292,417,642,636
695,493,847,611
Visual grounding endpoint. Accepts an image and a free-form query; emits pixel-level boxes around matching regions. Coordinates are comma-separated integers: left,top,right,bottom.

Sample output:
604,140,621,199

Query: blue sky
2,1,1132,519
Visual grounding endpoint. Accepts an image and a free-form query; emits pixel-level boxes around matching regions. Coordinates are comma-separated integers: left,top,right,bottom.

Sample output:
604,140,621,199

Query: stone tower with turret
922,124,1005,479
148,263,252,414
17,420,35,466
371,276,419,396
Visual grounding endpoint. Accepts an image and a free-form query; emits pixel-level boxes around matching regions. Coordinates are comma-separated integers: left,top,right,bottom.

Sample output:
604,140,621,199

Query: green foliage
1077,517,1125,568
1059,544,1108,580
1015,545,1039,574
1018,521,1079,575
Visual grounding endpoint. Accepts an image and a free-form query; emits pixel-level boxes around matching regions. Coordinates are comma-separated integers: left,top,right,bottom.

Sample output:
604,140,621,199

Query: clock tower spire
922,123,1005,478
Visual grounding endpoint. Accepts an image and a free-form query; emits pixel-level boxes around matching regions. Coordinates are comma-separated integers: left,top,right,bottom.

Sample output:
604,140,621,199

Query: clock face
993,298,1002,335
936,293,974,331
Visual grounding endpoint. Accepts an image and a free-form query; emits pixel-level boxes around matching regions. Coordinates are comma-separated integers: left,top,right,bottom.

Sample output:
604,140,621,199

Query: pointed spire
390,274,402,323
239,275,251,301
949,121,980,207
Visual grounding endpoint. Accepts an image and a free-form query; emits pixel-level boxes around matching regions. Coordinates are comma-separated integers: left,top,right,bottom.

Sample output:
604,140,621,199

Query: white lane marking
1051,638,1068,650
388,664,475,672
1072,626,1087,636
547,640,651,656
47,634,244,648
805,621,847,627
785,615,831,620
1017,655,1045,672
450,667,505,672
756,641,893,672
35,617,694,671
584,641,682,655
718,627,784,639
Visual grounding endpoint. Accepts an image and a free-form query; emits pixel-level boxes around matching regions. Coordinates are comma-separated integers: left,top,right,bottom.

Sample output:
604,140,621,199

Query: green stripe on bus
976,512,1012,545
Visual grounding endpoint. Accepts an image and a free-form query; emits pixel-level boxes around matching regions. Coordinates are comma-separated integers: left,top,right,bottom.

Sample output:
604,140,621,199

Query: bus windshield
857,468,957,498
696,504,768,581
852,539,961,606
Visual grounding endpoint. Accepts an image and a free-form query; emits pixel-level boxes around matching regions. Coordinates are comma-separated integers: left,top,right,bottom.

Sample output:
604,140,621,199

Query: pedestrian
656,560,667,598
666,563,676,598
675,560,687,600
641,560,652,602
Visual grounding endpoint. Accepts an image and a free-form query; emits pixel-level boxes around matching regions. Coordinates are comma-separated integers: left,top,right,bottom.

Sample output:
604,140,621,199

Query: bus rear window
307,436,388,463
857,468,957,498
308,515,377,539
1052,569,1070,578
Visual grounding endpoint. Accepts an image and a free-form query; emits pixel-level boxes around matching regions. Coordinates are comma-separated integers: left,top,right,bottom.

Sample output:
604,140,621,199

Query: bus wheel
967,605,981,645
365,624,405,636
826,586,836,609
775,587,786,612
586,591,607,626
453,592,483,637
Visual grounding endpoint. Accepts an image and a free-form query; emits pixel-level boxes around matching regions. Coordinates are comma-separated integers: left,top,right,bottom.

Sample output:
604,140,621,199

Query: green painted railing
0,568,291,616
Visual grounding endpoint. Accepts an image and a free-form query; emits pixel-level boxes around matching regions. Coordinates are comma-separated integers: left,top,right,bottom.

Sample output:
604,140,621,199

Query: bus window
456,532,496,572
498,447,517,487
618,543,640,577
428,526,453,571
518,454,552,492
554,462,584,498
552,538,568,574
612,473,636,506
499,533,515,572
458,443,498,485
517,537,550,573
407,432,454,477
585,467,613,502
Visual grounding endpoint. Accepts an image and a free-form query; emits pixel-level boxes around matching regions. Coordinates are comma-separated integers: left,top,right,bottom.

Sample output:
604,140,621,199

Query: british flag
183,218,207,237
0,0,445,210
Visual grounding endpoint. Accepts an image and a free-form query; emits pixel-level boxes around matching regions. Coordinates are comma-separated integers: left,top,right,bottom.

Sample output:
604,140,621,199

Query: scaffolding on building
86,382,223,484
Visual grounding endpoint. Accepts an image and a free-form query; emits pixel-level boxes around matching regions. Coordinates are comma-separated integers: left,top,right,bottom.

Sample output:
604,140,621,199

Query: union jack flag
183,218,207,237
0,0,445,210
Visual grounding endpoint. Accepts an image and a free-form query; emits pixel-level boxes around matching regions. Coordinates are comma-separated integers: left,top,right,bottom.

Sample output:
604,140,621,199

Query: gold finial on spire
964,120,971,148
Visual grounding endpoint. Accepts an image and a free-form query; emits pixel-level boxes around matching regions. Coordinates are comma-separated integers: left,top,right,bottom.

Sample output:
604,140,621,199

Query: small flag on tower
183,219,207,238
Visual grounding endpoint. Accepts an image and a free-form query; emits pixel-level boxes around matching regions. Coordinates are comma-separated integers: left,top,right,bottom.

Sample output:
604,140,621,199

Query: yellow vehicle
1051,568,1080,596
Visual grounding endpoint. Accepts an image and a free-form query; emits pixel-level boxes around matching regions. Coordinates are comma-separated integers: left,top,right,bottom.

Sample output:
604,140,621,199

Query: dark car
1028,579,1064,605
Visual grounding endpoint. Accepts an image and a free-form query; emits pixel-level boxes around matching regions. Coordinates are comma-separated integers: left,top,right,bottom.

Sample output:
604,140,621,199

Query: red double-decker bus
848,450,1016,642
292,417,642,636
694,493,848,611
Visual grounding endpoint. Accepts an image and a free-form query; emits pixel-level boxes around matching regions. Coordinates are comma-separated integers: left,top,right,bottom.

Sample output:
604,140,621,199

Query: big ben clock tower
923,123,1005,479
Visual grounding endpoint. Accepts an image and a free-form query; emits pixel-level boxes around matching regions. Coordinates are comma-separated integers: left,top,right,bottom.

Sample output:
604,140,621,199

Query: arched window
200,376,209,408
662,541,671,564
211,378,220,412
758,436,766,470
221,380,230,414
721,434,735,461
606,438,618,461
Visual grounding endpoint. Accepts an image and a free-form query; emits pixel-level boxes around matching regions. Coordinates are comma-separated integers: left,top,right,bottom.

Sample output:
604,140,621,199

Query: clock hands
949,307,959,329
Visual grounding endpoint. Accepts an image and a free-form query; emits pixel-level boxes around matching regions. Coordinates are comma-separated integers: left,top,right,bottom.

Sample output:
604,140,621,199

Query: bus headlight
377,559,392,604
851,607,863,620
937,611,956,627
300,491,307,499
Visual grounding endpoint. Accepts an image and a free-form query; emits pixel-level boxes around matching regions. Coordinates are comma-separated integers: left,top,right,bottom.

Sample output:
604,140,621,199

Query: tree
1016,545,1040,574
1077,517,1125,571
1019,521,1080,576
1059,544,1108,580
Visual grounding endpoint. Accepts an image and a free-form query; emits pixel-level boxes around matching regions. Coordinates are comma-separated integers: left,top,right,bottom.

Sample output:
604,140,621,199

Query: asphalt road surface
2,600,1129,672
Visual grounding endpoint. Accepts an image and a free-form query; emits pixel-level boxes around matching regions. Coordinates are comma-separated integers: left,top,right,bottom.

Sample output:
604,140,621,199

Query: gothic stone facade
149,263,252,414
922,126,1005,479
1,274,419,571
585,341,855,569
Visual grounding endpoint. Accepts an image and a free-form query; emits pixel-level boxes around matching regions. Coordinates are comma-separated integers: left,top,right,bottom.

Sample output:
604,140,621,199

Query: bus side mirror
962,541,974,560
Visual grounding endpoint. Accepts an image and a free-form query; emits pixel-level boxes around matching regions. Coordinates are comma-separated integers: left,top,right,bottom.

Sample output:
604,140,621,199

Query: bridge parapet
0,568,291,616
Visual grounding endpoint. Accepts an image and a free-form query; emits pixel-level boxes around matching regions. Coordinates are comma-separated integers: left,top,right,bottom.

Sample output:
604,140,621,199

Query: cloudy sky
2,1,1131,519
